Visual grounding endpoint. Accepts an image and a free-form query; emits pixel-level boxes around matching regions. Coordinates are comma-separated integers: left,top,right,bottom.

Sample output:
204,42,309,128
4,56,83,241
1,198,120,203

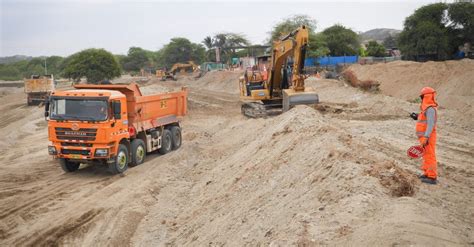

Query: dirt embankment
348,59,474,123
0,70,472,246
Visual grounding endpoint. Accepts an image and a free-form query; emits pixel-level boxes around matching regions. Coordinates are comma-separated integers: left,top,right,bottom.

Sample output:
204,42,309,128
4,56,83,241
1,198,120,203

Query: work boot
420,177,437,185
418,174,428,179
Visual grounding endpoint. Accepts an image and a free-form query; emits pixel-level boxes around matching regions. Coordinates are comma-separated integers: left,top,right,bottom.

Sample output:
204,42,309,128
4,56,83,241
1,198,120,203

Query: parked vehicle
45,83,187,174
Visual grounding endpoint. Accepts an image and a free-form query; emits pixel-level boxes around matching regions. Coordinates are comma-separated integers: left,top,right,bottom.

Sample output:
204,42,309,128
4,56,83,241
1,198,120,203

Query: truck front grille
61,149,91,156
55,128,97,141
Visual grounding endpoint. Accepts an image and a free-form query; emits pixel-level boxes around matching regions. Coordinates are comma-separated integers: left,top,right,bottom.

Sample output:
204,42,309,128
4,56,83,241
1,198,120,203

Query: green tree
22,58,46,77
322,24,360,56
397,2,472,60
62,48,121,83
45,56,64,76
399,16,450,59
448,2,474,49
269,15,331,58
366,41,386,57
383,34,398,49
161,38,205,67
121,47,151,72
308,32,330,57
0,64,22,80
269,15,317,42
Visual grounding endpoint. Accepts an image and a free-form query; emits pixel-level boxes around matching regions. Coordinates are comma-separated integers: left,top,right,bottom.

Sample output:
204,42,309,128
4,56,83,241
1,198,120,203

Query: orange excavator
156,61,198,81
238,26,319,117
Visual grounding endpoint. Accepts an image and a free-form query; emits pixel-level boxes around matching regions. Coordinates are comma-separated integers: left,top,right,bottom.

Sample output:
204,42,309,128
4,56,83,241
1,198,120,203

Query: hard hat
420,87,436,95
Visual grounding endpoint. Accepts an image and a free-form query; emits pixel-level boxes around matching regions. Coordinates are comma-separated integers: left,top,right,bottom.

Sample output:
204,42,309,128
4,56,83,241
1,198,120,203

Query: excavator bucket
282,87,319,112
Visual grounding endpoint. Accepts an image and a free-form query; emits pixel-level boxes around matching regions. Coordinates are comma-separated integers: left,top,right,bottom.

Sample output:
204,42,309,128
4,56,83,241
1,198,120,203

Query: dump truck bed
24,77,55,93
74,83,187,130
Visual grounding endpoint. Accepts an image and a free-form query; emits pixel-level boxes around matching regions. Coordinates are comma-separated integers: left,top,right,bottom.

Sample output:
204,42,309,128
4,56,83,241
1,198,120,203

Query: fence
304,55,403,68
304,56,359,67
358,56,401,64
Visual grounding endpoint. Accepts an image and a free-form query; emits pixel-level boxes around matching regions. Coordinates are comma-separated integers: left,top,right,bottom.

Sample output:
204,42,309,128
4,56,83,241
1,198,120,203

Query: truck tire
170,126,182,150
130,139,146,166
159,129,172,154
60,158,80,172
108,144,129,174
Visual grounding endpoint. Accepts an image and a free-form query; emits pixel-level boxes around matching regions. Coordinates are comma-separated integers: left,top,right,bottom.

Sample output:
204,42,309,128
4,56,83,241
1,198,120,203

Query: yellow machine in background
238,25,319,117
156,61,198,81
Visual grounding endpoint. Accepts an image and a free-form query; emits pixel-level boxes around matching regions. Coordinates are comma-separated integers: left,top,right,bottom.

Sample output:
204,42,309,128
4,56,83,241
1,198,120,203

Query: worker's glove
419,136,429,147
410,112,418,120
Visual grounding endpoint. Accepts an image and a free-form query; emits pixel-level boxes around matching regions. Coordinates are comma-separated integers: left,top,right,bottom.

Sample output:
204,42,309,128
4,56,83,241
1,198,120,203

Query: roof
51,89,124,98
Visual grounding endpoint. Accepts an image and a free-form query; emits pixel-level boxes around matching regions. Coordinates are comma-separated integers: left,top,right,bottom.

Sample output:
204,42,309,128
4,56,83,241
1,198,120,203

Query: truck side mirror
44,99,50,119
112,101,121,120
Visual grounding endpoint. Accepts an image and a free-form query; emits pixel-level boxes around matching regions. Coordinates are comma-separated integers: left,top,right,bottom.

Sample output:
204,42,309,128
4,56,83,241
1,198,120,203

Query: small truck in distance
45,83,187,174
24,75,55,105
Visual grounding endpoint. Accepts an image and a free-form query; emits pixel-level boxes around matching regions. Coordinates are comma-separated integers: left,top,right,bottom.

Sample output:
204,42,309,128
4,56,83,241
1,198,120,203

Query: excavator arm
267,25,309,97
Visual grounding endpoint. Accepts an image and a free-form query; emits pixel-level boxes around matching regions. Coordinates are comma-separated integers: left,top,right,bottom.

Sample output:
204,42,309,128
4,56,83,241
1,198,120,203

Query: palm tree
202,33,250,63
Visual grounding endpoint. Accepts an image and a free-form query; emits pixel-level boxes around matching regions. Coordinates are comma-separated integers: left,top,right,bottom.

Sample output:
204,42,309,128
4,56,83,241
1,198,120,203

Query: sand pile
191,70,241,93
348,59,474,119
134,105,421,245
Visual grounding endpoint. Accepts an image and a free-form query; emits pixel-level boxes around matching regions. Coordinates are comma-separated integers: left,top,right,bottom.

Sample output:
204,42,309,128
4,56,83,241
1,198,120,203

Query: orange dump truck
45,83,187,174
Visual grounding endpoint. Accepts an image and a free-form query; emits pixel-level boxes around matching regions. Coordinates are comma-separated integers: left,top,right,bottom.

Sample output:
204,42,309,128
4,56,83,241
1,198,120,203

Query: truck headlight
48,146,57,155
94,148,109,157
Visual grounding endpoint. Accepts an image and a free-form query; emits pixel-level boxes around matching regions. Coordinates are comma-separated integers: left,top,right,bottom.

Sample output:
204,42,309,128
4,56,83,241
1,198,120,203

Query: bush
341,70,380,92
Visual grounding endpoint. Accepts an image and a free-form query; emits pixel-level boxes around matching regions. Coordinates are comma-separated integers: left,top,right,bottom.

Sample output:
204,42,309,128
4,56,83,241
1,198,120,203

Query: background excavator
238,25,319,118
156,61,199,81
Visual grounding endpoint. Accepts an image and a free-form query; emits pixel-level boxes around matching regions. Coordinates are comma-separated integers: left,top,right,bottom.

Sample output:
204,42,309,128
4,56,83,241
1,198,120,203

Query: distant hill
359,28,401,44
0,55,33,64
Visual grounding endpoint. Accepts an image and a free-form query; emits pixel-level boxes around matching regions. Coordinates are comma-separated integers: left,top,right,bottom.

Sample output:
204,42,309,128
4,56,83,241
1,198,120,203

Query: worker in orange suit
410,87,438,184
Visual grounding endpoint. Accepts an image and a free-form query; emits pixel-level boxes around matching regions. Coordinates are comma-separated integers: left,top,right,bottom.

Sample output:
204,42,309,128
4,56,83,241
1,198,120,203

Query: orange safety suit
415,92,438,179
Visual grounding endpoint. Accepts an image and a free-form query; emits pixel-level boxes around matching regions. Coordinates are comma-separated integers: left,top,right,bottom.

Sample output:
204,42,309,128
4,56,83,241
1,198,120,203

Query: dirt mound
348,59,474,120
134,105,430,245
190,70,241,94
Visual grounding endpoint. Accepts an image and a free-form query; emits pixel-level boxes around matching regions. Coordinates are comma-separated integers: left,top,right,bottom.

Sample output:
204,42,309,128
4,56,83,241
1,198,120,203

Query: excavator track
241,102,282,118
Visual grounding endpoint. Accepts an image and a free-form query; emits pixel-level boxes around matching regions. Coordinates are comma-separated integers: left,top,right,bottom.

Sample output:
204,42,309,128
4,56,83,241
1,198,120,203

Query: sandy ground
0,62,473,246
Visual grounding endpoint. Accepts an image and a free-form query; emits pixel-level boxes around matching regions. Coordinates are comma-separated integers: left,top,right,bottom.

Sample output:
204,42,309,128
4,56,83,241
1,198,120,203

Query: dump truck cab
46,83,187,174
47,89,129,163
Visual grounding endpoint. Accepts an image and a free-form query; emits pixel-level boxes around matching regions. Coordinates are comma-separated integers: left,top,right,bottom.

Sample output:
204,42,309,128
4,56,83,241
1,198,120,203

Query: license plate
71,154,82,159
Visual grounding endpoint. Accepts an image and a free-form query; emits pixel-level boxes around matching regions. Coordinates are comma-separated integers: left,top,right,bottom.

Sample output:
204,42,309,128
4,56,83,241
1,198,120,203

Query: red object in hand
407,145,425,159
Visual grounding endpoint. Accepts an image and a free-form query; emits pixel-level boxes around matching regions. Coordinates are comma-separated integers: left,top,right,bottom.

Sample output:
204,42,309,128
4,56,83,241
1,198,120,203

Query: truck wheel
130,139,146,166
108,144,129,174
170,126,182,150
60,159,80,172
159,129,172,154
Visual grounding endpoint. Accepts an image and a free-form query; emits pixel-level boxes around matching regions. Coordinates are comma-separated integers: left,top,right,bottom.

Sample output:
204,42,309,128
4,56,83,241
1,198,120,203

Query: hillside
359,28,401,43
0,55,33,64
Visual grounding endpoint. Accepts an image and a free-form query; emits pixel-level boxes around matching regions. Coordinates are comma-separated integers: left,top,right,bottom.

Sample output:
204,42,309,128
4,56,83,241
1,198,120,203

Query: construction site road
0,63,473,245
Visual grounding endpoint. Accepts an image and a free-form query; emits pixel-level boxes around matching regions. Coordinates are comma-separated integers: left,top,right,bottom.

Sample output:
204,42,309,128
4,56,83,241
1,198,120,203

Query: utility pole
215,47,221,63
44,57,47,75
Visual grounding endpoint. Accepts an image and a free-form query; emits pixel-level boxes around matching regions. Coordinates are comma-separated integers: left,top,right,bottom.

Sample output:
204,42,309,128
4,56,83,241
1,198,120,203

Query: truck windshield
50,98,108,121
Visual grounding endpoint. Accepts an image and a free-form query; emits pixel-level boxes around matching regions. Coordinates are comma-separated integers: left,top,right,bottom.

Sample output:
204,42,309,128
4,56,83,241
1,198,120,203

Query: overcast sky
1,0,446,57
